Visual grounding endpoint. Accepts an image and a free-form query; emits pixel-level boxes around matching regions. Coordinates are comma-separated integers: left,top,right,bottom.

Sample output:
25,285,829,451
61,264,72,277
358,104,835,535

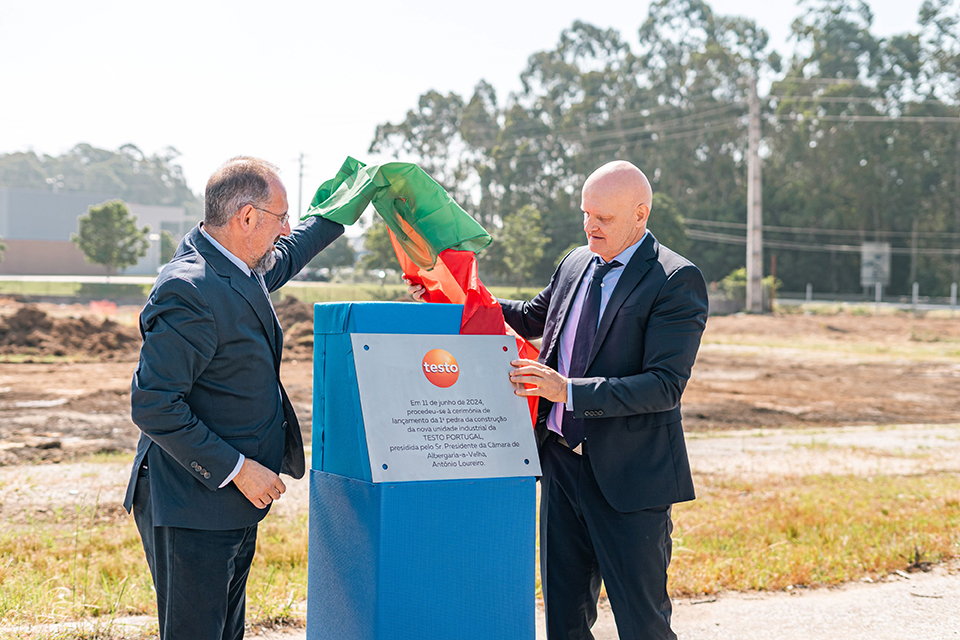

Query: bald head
583,161,652,211
580,161,653,261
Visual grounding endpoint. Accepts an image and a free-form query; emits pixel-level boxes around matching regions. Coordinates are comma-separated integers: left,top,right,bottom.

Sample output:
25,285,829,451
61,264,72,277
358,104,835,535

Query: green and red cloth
306,156,540,424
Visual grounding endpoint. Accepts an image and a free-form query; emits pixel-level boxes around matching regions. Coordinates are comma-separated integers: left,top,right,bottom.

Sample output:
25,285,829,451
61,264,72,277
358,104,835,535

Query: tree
71,200,150,275
500,205,549,291
649,193,689,255
160,230,177,264
307,235,356,270
0,143,202,219
370,0,960,295
358,218,400,272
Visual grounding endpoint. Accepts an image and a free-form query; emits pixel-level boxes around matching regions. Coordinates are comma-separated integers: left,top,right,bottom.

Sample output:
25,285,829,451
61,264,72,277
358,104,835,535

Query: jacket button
191,461,198,469
282,420,289,430
203,472,211,479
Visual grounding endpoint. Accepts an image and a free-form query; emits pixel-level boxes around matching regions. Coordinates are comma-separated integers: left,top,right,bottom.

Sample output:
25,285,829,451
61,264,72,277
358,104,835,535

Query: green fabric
306,156,491,269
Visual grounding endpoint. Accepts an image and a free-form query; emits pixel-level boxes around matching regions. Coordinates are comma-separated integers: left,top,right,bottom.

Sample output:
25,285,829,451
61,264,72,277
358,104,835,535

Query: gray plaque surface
351,333,542,482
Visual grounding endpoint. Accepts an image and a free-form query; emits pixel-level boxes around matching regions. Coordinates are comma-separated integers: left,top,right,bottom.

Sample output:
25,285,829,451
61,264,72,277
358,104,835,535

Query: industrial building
0,188,193,275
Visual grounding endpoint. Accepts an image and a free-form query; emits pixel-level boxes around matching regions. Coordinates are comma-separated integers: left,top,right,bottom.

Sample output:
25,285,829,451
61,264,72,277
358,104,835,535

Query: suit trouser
132,464,259,640
540,435,676,640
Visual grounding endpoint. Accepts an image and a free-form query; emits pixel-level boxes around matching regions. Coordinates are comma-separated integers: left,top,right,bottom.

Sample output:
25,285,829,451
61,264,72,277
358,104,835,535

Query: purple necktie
560,258,620,448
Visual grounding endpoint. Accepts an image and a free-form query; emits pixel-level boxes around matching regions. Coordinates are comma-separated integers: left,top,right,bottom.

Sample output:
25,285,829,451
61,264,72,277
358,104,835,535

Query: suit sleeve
131,276,242,490
498,255,568,341
571,264,708,418
262,215,344,292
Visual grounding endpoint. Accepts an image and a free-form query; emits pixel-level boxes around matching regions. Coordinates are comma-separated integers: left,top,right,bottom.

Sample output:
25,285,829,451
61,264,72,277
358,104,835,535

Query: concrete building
0,188,194,275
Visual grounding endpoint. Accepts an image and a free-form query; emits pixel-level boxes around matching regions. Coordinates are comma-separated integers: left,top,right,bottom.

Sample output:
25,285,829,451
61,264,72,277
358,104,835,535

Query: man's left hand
509,359,568,403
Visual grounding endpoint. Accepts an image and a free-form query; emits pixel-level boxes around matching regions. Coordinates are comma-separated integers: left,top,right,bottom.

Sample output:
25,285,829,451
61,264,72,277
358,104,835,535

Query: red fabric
391,231,540,426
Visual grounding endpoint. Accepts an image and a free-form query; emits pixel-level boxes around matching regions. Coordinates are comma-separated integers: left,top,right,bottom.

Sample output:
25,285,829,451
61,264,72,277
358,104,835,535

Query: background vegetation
1,0,958,299
366,0,960,295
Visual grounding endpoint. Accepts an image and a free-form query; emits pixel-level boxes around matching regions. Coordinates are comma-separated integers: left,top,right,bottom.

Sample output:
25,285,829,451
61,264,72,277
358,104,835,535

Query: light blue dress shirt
547,231,648,436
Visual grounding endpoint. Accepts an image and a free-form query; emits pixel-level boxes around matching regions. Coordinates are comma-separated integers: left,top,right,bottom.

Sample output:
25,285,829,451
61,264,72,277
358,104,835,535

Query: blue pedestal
308,302,536,640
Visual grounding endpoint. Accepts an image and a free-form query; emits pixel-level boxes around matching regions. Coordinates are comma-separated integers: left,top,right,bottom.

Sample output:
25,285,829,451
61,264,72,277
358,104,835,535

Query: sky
0,0,927,223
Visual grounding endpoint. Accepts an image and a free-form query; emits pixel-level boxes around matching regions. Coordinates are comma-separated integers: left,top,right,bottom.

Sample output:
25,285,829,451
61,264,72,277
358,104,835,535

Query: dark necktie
251,271,282,358
561,258,620,449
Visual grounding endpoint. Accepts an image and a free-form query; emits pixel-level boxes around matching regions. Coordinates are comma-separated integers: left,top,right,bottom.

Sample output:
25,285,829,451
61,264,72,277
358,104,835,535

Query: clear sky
0,0,925,219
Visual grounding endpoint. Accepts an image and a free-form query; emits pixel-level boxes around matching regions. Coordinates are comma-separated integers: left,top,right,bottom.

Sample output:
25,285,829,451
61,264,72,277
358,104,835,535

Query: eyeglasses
251,205,290,227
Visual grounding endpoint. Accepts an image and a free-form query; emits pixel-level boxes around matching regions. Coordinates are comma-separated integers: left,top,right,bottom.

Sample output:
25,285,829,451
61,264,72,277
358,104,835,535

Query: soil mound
275,296,314,361
275,296,313,328
0,304,141,358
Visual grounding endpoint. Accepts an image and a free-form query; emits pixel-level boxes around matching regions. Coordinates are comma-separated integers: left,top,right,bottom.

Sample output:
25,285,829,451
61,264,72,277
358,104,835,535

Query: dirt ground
3,301,960,638
3,301,960,467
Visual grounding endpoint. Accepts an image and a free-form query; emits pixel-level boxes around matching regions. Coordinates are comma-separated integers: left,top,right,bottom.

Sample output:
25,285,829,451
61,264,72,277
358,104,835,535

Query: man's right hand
233,458,286,509
403,277,426,302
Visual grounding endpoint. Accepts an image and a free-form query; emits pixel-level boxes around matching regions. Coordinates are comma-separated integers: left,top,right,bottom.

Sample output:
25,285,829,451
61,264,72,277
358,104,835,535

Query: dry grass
0,504,309,630
3,470,958,636
669,472,960,595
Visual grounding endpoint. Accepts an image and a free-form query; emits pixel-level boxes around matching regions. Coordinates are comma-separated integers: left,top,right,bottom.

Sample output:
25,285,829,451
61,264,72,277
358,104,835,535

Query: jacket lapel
188,226,280,362
586,233,658,369
544,249,594,364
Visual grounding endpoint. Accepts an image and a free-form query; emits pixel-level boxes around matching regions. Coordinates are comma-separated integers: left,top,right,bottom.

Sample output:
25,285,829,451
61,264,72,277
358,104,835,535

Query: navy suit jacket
123,216,343,530
500,233,708,513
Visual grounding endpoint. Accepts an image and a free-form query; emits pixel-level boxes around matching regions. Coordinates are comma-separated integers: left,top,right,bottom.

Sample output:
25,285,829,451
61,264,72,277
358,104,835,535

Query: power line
806,114,960,124
489,117,745,162
683,218,960,240
768,95,900,105
687,229,960,256
504,103,746,143
775,76,902,86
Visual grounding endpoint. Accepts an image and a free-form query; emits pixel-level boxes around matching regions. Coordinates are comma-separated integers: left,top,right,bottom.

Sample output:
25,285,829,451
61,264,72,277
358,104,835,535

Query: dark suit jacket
123,216,343,530
500,233,708,513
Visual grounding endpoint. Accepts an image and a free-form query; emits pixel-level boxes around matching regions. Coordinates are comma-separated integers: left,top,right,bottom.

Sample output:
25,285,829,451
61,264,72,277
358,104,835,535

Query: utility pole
297,152,305,221
746,76,764,313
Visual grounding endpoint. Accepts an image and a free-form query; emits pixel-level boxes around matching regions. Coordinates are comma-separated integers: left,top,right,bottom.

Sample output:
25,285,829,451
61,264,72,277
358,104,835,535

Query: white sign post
861,242,891,288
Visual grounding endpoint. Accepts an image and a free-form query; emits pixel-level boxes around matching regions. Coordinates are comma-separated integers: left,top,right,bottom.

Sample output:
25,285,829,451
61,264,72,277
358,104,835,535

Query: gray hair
204,156,280,227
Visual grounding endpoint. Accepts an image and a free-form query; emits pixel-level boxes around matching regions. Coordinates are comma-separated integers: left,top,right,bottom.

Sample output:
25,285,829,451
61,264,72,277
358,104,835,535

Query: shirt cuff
219,453,245,488
566,381,574,411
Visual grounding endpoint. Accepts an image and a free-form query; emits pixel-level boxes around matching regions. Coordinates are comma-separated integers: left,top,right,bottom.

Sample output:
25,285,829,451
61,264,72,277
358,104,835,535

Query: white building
0,188,193,275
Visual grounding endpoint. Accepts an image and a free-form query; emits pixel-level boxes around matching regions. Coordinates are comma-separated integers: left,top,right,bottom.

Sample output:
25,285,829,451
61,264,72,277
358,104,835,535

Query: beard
252,248,277,275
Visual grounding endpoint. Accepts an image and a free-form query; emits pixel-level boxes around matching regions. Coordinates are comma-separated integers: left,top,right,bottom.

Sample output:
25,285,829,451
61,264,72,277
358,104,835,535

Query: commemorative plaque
350,333,542,482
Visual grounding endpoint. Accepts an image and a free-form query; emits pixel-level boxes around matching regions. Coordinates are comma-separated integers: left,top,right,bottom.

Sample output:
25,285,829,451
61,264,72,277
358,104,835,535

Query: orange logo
422,349,459,388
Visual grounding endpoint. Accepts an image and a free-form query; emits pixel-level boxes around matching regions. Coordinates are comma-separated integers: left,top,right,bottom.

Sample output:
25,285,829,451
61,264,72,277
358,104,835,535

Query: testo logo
422,349,459,388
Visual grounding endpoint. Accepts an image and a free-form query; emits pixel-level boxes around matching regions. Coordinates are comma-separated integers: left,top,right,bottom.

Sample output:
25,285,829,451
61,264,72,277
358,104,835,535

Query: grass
0,501,309,633
0,277,544,307
701,334,960,362
0,282,152,299
275,281,544,305
2,470,958,637
669,472,960,595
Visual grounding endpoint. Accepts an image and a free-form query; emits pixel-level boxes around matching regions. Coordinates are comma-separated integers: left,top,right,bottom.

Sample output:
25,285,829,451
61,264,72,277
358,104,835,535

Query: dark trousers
540,436,676,640
132,464,259,640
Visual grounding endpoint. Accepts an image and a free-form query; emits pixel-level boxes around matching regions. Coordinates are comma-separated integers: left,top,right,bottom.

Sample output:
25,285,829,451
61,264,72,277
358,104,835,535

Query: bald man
503,161,708,639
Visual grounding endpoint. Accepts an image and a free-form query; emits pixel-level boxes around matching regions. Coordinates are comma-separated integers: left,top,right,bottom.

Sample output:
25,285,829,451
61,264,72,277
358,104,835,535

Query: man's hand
403,277,426,302
509,358,568,403
232,458,286,509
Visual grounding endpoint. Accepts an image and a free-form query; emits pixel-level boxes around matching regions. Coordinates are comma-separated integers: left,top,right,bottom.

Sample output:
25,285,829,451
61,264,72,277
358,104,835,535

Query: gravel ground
249,565,960,639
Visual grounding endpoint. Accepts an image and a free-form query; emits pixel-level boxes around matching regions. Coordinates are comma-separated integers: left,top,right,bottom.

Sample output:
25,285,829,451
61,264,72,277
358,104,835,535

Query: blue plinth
308,302,536,640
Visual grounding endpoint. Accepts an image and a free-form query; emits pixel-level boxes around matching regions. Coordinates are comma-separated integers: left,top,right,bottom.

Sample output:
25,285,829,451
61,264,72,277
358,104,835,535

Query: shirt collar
200,223,252,277
594,229,649,267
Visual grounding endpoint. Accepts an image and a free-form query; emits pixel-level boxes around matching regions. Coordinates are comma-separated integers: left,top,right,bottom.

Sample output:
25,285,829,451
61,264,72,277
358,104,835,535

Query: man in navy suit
503,161,708,640
123,157,343,640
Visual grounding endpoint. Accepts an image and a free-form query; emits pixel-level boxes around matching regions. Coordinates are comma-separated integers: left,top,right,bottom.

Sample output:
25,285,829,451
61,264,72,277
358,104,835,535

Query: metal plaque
351,333,542,483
